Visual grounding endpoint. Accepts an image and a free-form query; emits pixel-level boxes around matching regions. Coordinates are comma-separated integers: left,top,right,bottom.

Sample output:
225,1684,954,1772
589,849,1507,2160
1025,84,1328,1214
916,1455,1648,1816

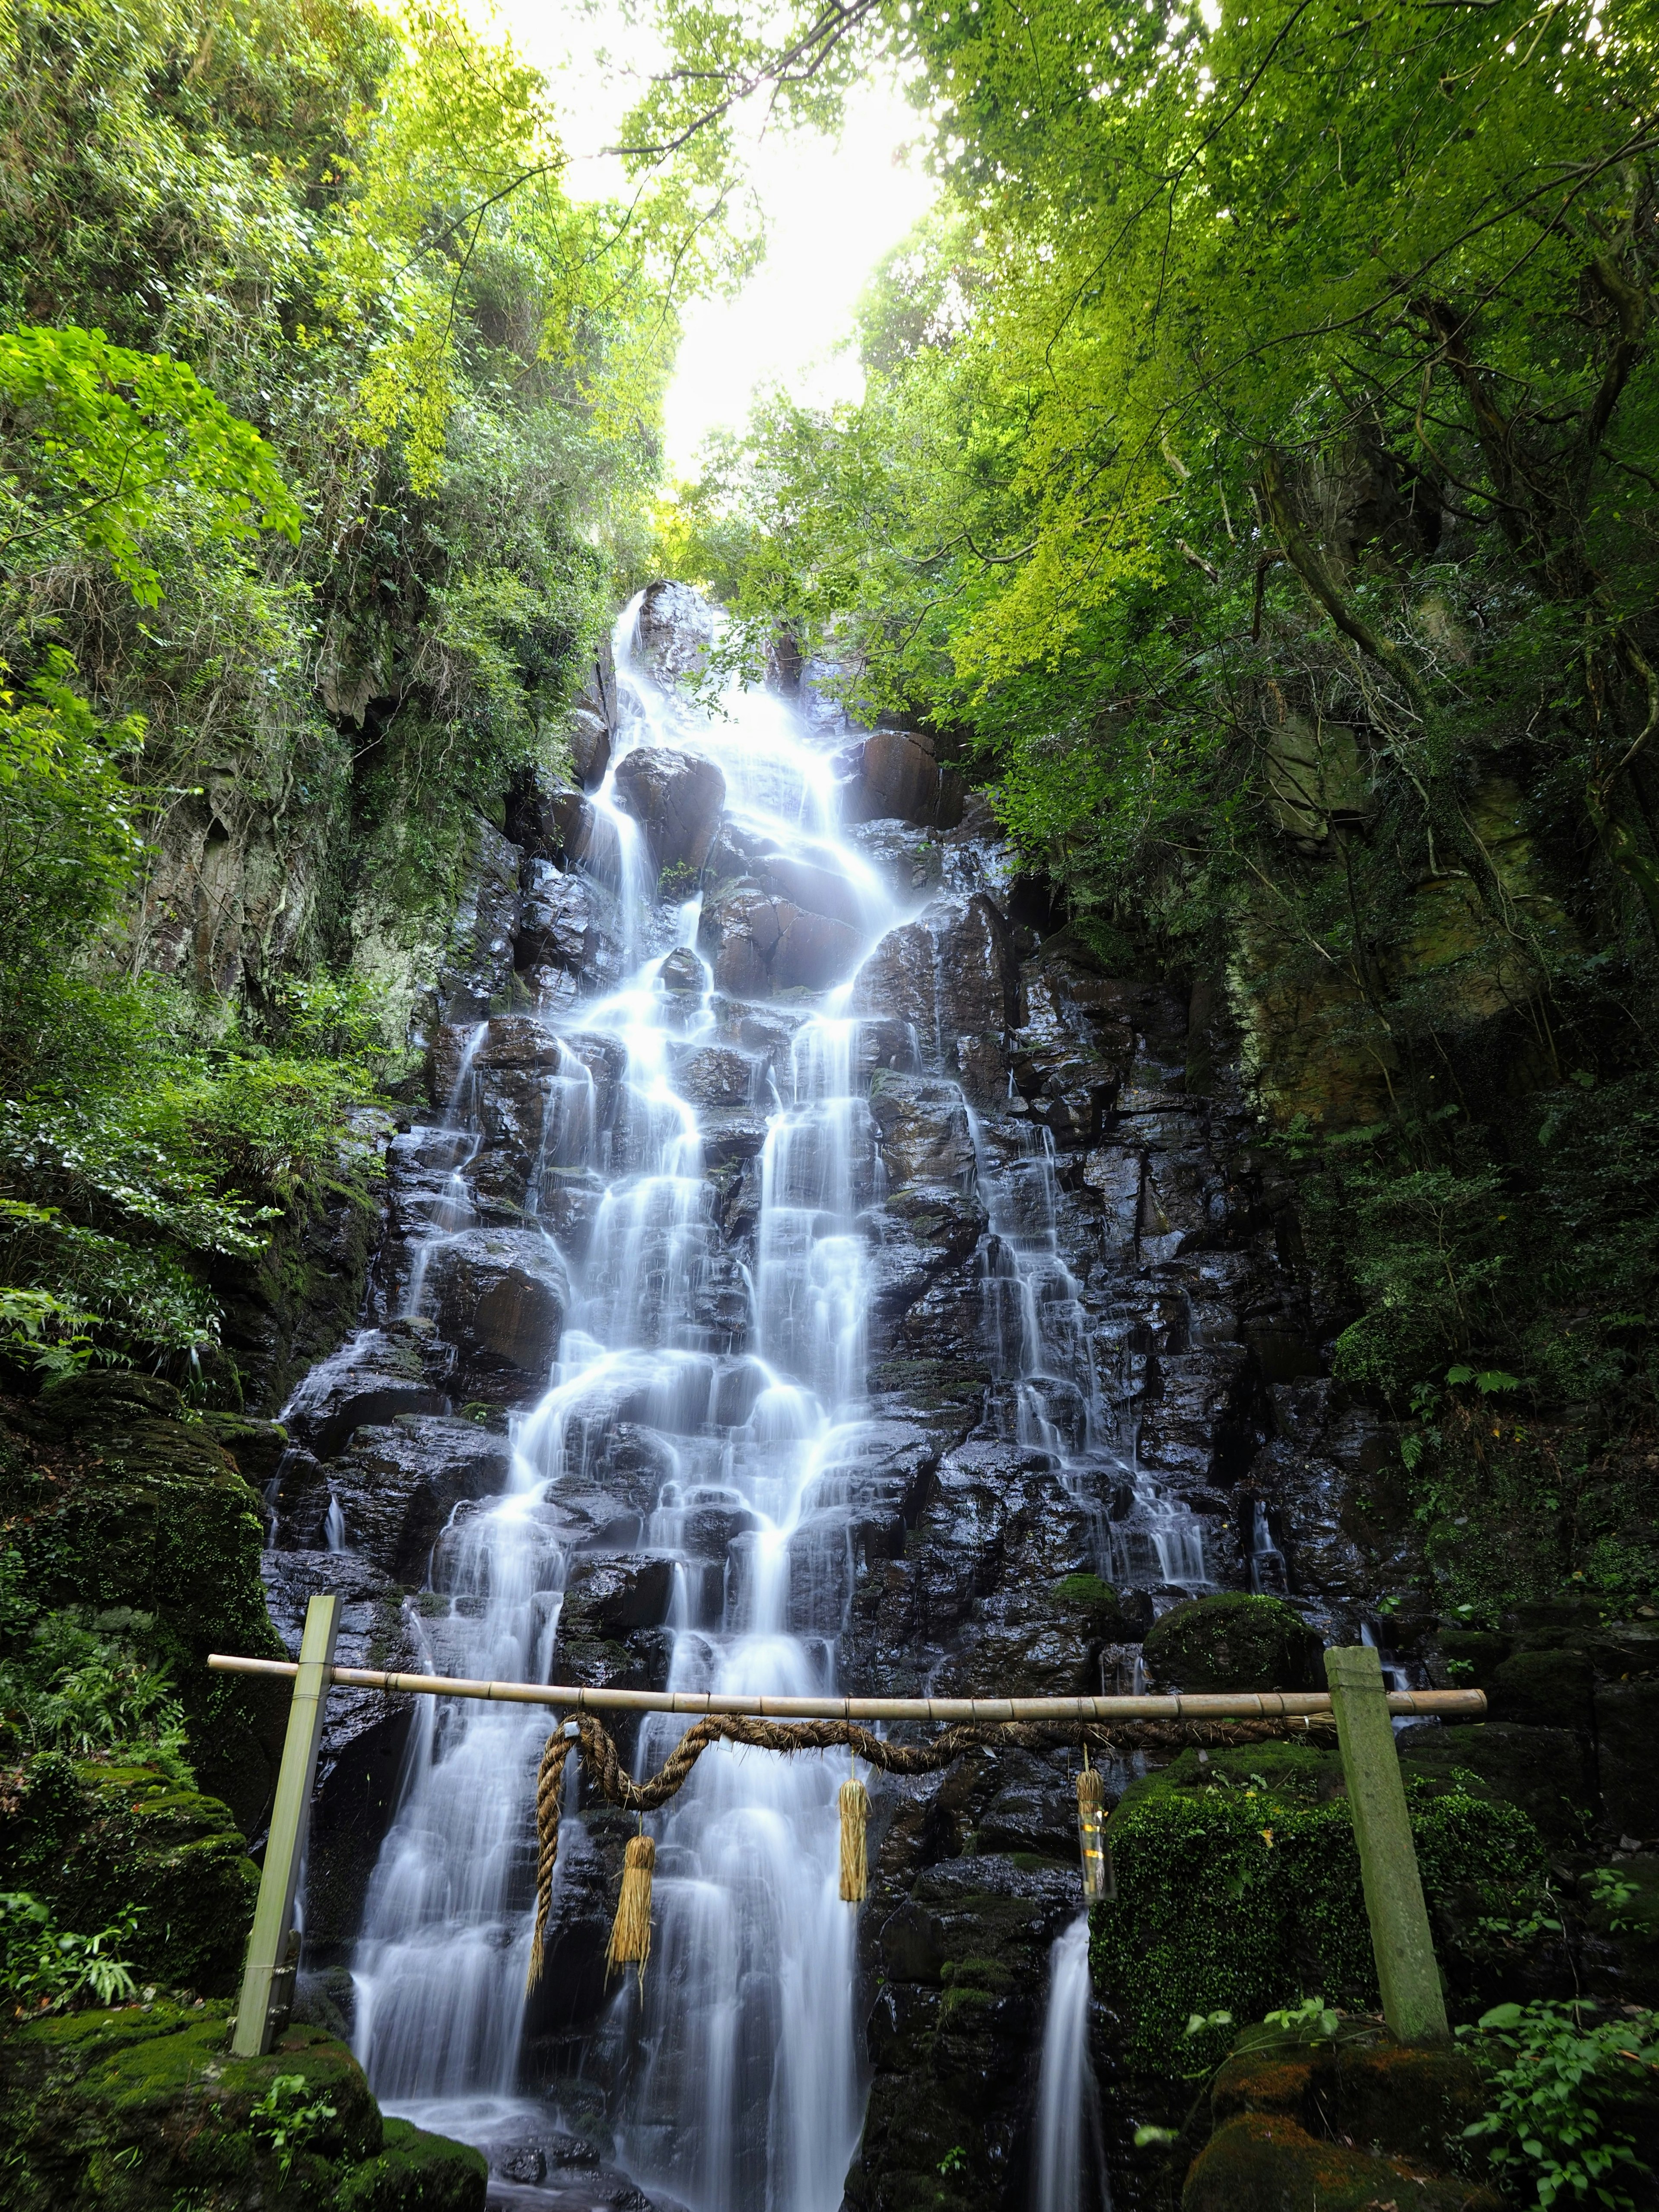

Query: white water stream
346,602,893,2209
1029,1914,1109,2212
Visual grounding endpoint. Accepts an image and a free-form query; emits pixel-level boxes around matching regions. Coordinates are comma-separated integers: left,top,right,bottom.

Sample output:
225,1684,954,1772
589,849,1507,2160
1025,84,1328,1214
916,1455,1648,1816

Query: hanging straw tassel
607,1833,657,1985
839,1777,870,1902
1074,1764,1114,1901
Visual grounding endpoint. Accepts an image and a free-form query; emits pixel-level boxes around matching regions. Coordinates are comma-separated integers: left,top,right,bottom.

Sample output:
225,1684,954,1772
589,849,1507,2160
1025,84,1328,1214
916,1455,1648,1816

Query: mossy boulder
2,1371,288,1827
1050,1571,1153,1643
0,1754,258,1997
1487,1646,1595,1732
1143,1592,1324,1694
1183,2109,1495,2212
0,2000,486,2211
1092,1744,1545,2086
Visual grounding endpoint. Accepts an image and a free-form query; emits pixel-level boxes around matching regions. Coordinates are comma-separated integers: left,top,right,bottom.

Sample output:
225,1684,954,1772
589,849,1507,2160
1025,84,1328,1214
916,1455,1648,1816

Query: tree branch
1259,453,1431,717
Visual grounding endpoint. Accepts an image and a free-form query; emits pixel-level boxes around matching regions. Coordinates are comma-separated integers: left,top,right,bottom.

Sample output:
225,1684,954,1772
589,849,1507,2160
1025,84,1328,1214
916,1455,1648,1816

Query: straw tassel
1075,1764,1114,1901
607,1833,656,1984
839,1777,870,1902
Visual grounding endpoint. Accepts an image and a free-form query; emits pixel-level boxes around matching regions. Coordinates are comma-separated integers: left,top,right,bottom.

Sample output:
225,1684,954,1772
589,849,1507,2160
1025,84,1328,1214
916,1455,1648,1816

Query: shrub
1091,1744,1544,2079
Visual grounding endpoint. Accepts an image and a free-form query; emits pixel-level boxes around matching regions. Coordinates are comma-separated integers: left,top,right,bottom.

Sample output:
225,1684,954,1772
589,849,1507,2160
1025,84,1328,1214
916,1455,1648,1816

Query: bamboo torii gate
210,1599,1486,2061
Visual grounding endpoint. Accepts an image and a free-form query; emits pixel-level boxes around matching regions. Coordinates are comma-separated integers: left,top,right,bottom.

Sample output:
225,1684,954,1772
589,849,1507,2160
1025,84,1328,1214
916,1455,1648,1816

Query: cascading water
1029,1915,1109,2212
343,597,897,2208
973,1111,1211,1603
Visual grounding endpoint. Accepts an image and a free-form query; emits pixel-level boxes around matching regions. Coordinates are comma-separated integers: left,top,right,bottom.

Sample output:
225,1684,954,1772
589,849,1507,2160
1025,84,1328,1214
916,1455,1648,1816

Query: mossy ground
0,2000,485,2211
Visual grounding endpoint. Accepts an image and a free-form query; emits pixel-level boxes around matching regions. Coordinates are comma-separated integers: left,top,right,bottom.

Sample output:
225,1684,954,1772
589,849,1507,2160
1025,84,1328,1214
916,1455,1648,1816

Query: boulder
0,1754,259,1996
1143,1592,1325,1692
612,744,726,874
671,1043,756,1112
1183,2110,1494,2212
566,706,611,791
635,578,715,683
516,862,619,989
428,1230,567,1392
699,883,862,998
0,2004,486,2212
281,1328,448,1458
1596,1678,1659,1840
842,817,944,897
868,1074,975,1188
317,1417,514,1580
839,727,963,830
505,767,595,869
852,893,1021,1063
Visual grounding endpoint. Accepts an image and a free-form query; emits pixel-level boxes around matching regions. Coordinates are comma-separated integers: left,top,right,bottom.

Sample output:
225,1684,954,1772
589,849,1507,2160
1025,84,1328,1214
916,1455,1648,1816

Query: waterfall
1030,1914,1109,2212
343,594,891,2208
972,1111,1210,1598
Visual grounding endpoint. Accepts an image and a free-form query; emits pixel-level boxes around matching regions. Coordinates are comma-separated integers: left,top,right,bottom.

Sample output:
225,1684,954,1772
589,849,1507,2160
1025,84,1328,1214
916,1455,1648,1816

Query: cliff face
8,588,1656,2211
236,590,1654,2207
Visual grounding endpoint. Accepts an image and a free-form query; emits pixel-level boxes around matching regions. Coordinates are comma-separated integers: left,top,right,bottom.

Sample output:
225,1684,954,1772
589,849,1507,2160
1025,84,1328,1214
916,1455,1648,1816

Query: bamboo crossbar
207,1651,1486,1724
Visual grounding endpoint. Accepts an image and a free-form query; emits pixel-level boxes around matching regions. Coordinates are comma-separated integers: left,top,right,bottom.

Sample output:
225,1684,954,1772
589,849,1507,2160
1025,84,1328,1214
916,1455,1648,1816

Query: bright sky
488,3,937,475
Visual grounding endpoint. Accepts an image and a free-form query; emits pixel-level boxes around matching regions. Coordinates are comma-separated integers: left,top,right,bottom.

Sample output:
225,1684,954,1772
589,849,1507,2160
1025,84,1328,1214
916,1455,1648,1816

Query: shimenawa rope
525,1709,1336,1989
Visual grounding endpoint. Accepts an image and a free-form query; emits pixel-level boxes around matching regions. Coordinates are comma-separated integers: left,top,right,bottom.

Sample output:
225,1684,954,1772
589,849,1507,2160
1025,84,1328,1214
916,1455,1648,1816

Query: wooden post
232,1592,339,2058
1325,1643,1449,2044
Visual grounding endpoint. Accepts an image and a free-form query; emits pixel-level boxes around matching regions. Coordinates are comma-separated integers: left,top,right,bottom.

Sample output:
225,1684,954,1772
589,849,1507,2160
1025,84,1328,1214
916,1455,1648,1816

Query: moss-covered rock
1182,2110,1495,2212
1398,1723,1595,1850
1142,1592,1324,1693
1487,1646,1595,1731
1091,1744,1545,2085
0,1754,258,1997
0,2001,485,2211
2,1371,287,1827
1177,2022,1501,2211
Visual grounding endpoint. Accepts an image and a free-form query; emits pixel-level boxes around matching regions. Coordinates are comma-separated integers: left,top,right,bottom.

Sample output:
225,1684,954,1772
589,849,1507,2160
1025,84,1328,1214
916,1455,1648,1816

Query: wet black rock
428,1229,568,1397
433,821,524,1022
699,882,863,997
846,1855,1081,2212
868,1073,975,1189
838,727,964,831
320,1417,514,1580
282,1327,448,1458
842,817,945,897
612,745,726,875
518,863,622,992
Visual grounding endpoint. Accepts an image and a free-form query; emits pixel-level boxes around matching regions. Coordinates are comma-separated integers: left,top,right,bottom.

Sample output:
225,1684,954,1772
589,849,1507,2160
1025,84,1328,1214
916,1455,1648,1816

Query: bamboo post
1325,1644,1449,2044
232,1592,340,2058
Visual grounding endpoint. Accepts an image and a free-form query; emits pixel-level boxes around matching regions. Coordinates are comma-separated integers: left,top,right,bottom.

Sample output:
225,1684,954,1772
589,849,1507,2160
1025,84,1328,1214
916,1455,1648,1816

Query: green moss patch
0,2001,485,2212
0,1754,258,1998
1142,1592,1324,1693
1091,1745,1544,2079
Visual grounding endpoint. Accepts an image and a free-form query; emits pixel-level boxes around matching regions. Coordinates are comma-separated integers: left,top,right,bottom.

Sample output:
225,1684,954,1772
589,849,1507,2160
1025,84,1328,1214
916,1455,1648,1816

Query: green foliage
1092,1746,1544,2079
249,2072,340,2181
0,1889,140,2014
0,324,300,605
0,1548,194,1783
0,0,753,1377
1460,1999,1659,2210
639,0,1659,1627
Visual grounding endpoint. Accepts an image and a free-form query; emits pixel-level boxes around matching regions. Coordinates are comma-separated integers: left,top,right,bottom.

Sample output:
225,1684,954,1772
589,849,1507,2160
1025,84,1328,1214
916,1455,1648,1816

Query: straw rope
526,1708,1336,1987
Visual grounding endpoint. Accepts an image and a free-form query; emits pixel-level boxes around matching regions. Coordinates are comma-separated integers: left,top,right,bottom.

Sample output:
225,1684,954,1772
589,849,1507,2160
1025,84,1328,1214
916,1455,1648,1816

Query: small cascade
1030,1913,1109,2212
402,1021,487,1321
323,1493,348,1553
1247,1496,1288,1595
